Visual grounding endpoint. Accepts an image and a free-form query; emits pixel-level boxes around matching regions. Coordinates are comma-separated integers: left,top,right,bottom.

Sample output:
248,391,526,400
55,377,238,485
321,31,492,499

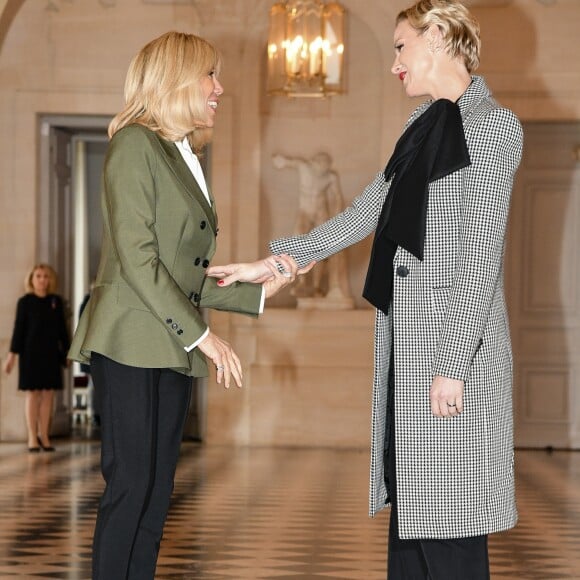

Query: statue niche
273,152,354,310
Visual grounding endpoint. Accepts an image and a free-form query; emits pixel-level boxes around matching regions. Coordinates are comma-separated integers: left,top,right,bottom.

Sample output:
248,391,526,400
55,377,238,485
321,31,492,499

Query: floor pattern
0,441,578,579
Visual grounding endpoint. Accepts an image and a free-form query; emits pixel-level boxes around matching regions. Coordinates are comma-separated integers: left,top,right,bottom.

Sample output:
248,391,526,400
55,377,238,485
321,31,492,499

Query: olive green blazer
69,124,262,377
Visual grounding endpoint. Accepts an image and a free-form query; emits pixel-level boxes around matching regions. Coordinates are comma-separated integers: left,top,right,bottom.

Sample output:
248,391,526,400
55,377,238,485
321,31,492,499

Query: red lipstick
399,71,406,81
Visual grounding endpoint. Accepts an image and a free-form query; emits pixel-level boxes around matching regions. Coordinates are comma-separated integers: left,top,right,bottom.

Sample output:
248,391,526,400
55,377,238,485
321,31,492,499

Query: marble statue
273,152,354,309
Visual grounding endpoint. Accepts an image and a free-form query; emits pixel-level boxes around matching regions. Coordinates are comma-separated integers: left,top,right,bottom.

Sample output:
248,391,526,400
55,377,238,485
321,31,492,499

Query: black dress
8,293,70,390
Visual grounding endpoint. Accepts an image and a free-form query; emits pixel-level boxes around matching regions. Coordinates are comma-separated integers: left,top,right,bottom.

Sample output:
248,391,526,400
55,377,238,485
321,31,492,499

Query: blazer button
171,323,178,330
200,220,207,229
194,257,201,266
177,329,183,335
396,265,409,278
166,318,172,324
193,293,200,303
202,259,209,268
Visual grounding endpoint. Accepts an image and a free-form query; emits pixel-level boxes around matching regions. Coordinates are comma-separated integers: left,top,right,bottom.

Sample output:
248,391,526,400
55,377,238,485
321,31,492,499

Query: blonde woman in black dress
3,264,70,451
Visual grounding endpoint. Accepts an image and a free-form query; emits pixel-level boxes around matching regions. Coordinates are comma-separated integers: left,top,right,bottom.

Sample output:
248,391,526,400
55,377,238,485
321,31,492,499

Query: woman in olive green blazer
69,32,299,580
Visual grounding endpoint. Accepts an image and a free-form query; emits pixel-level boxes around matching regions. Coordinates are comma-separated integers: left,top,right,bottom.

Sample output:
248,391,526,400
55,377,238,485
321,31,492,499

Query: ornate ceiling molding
465,0,557,5
46,0,116,10
41,0,561,15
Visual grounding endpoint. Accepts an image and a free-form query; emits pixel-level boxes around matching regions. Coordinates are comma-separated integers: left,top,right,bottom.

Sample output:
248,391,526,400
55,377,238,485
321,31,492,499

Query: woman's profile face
391,19,437,99
31,268,50,296
199,69,223,127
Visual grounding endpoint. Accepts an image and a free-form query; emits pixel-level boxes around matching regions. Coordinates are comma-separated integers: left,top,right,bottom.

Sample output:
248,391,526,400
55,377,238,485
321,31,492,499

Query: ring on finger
447,402,457,408
216,365,225,371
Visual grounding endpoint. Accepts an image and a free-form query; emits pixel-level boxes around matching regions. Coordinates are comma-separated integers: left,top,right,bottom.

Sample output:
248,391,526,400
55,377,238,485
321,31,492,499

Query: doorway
506,121,580,449
38,114,207,440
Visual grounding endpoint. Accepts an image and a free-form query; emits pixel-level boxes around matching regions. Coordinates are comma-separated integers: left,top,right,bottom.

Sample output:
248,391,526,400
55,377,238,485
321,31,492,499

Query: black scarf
362,98,471,315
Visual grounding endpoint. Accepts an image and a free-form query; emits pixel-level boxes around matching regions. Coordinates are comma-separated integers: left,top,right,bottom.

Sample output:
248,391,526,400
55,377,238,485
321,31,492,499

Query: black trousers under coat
386,348,490,580
90,353,192,580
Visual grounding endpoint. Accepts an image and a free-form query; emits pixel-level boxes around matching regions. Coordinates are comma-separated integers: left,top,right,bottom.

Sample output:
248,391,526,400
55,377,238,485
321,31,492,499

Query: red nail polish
218,280,224,286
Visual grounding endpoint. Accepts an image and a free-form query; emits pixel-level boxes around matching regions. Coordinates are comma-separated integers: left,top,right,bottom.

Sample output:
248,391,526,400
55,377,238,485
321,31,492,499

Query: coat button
177,329,183,335
193,293,200,302
202,259,209,268
171,323,178,330
200,220,206,229
194,257,201,266
166,318,172,324
396,265,409,278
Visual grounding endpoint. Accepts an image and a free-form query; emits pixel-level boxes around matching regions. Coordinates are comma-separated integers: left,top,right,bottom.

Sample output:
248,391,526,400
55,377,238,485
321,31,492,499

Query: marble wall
0,0,578,445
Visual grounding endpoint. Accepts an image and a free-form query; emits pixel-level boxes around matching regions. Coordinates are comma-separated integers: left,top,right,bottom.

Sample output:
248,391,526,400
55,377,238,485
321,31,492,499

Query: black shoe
28,447,41,453
37,437,55,452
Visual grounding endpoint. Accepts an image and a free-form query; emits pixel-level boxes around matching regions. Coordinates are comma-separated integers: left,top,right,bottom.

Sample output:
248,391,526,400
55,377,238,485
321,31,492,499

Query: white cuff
184,327,209,352
259,286,266,314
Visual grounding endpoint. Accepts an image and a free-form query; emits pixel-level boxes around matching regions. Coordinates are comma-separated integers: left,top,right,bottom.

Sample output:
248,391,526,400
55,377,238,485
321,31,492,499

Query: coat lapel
205,180,219,231
155,135,217,233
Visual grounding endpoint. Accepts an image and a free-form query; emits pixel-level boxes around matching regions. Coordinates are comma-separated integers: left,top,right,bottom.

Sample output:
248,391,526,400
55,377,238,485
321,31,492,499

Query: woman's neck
430,63,472,102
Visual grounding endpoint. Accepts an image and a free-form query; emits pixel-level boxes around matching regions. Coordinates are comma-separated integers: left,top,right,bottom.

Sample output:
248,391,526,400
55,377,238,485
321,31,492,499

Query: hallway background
0,0,579,449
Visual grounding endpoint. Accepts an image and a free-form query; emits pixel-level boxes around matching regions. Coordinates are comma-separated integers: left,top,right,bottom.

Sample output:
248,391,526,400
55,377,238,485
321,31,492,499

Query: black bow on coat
362,99,471,315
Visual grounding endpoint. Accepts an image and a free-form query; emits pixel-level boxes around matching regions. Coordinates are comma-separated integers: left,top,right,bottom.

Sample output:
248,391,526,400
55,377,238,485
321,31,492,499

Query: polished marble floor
0,439,578,579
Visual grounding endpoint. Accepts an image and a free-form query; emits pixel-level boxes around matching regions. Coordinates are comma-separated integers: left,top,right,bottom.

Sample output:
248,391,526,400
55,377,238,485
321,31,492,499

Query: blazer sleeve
433,108,523,381
103,128,208,349
199,276,262,316
269,172,389,265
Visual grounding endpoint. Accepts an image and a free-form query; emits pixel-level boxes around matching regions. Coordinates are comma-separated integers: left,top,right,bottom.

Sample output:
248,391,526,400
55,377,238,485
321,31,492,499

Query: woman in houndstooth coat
209,1,523,577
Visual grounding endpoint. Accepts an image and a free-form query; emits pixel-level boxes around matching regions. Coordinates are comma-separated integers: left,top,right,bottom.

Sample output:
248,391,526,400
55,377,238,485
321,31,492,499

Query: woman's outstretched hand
260,255,307,298
197,331,243,389
207,259,273,285
207,254,316,299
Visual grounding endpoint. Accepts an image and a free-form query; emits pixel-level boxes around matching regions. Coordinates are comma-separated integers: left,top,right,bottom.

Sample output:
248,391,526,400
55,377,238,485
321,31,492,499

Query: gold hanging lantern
267,0,346,98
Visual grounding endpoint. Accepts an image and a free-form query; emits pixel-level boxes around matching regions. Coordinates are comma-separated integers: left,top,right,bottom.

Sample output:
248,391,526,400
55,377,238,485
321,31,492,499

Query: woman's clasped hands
208,254,316,298
200,254,315,389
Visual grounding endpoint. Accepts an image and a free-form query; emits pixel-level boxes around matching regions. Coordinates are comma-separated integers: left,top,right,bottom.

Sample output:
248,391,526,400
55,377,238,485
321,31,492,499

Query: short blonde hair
108,31,222,153
25,264,58,294
397,0,481,73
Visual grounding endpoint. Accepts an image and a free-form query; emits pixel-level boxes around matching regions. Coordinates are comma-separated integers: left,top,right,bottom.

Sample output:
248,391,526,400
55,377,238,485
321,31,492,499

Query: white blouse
175,138,211,205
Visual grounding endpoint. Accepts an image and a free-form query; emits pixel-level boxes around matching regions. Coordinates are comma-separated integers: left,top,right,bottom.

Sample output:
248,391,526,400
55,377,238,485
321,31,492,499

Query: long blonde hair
108,31,221,153
25,264,58,294
397,0,481,73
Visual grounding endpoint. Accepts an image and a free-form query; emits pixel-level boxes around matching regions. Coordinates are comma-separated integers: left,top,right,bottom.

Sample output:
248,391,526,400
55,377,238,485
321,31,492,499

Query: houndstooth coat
270,76,524,539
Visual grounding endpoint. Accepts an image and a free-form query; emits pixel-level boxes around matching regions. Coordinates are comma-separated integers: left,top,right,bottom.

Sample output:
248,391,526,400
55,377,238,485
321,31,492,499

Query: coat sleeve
55,295,71,363
269,172,389,266
103,128,209,349
433,108,523,381
9,296,26,354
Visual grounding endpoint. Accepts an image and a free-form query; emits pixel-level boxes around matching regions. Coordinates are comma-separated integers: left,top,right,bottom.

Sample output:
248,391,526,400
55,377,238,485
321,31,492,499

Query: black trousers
386,350,490,580
90,353,192,580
